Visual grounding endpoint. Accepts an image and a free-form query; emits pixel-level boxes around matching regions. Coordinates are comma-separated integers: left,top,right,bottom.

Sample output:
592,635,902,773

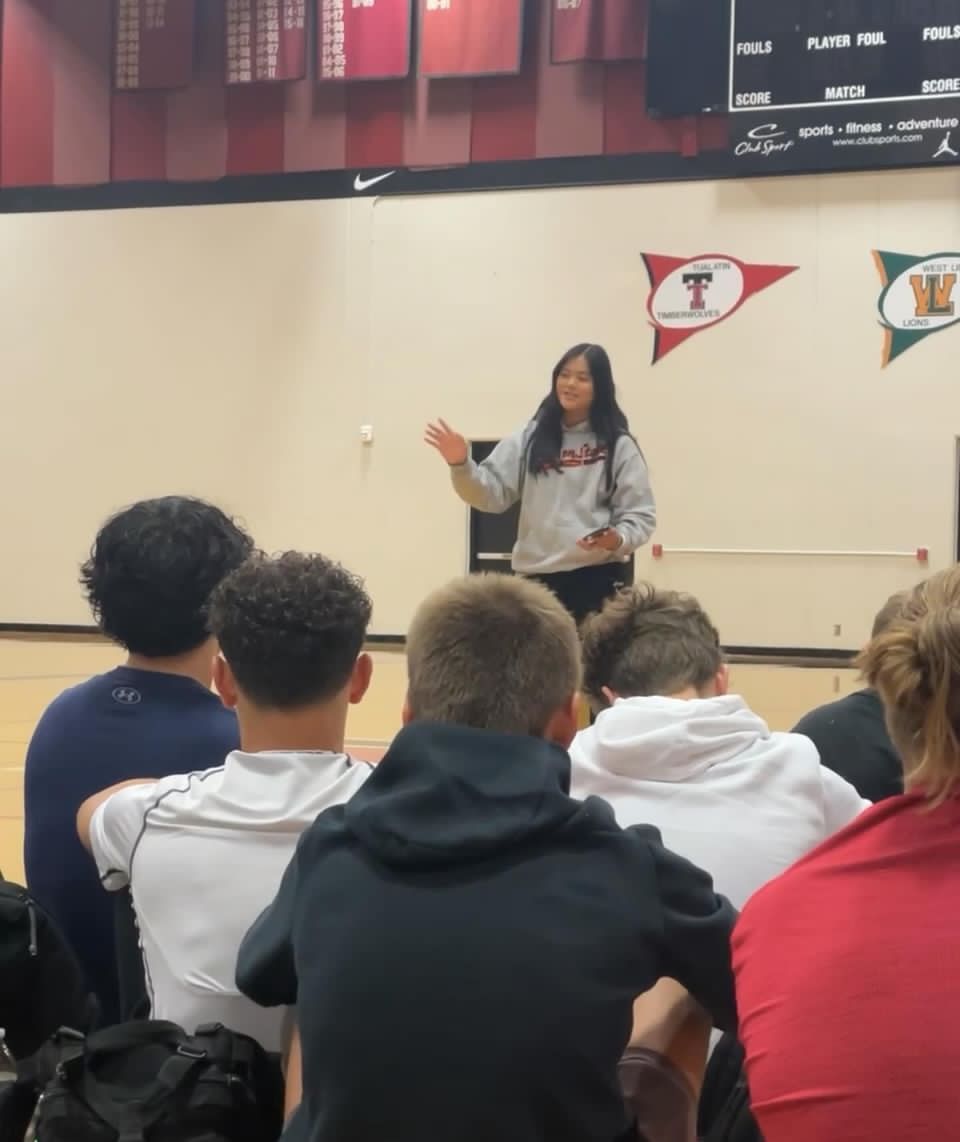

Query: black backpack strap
52,1022,191,1089
193,1023,259,1075
53,1022,197,1121
192,1024,284,1124
78,1021,185,1057
137,1045,210,1121
65,1035,209,1141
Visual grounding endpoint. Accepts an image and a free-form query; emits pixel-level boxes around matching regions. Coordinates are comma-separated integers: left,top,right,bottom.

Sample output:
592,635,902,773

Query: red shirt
733,792,960,1142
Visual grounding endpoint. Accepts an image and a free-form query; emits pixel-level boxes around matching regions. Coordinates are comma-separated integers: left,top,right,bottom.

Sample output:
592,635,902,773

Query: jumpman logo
934,131,959,159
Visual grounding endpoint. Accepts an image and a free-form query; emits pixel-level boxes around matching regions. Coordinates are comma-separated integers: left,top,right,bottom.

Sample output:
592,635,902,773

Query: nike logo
353,170,396,192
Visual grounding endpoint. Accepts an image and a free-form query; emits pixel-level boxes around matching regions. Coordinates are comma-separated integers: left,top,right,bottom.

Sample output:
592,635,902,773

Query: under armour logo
111,687,142,705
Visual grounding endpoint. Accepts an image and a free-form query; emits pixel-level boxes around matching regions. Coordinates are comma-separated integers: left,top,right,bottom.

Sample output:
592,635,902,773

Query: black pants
530,559,634,626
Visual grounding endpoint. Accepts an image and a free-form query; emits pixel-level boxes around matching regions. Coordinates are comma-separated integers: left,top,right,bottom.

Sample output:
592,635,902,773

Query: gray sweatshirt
451,421,656,574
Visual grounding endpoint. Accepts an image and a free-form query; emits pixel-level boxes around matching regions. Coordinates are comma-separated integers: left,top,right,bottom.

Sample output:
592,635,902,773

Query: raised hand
424,419,468,466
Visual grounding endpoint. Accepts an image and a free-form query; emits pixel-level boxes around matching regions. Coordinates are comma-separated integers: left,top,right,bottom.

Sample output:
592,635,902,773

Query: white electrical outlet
360,425,374,445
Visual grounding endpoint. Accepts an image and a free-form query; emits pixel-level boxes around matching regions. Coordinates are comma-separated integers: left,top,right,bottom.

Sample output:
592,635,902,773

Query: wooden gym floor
0,635,860,884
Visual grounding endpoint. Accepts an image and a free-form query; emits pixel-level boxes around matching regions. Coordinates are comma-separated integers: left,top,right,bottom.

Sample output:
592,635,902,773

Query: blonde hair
406,574,580,736
858,568,960,804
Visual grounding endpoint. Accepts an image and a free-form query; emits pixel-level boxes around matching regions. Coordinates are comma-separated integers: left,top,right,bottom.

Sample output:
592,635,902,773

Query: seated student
570,585,870,910
24,496,253,1024
77,552,374,1052
733,567,960,1142
237,574,738,1142
792,591,905,802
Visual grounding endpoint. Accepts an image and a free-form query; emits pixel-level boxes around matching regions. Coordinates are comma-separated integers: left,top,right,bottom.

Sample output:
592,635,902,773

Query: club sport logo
874,250,960,366
642,253,797,363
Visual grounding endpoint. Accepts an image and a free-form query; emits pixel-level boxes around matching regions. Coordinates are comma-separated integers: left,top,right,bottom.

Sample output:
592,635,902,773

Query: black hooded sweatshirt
237,723,737,1142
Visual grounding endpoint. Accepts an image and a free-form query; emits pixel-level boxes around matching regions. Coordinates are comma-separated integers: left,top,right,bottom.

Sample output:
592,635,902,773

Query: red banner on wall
318,0,412,81
551,0,645,64
643,253,797,362
114,0,196,90
419,0,524,78
225,0,307,84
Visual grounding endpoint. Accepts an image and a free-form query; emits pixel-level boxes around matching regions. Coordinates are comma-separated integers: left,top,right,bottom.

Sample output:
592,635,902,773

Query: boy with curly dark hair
77,551,374,1052
25,496,253,1023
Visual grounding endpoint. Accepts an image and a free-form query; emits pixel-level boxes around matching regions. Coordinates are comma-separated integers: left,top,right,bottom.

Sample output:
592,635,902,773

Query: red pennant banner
643,253,797,363
551,0,645,64
318,0,412,81
225,0,307,85
114,0,196,91
419,0,524,78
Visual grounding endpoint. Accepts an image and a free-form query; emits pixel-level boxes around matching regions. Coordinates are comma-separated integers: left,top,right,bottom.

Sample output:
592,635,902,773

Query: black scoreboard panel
644,0,960,175
722,0,960,173
730,0,960,113
646,0,730,116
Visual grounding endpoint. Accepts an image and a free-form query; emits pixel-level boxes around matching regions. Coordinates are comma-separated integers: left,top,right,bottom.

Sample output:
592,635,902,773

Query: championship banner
874,250,960,367
419,0,524,78
551,0,645,64
318,0,412,81
225,0,306,84
643,253,797,363
114,0,196,91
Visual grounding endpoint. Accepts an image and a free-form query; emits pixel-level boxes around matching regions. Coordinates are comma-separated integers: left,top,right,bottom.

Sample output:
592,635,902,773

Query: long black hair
526,343,631,488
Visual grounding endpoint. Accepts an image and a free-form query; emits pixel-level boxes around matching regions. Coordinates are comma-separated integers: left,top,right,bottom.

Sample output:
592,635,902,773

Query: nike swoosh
354,170,396,192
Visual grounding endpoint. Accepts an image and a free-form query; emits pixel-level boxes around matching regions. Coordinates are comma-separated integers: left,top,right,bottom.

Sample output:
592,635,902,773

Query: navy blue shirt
23,665,239,1024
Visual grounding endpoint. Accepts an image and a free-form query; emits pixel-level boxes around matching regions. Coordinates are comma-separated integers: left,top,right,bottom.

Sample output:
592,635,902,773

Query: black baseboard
0,623,100,635
724,647,857,667
724,645,856,662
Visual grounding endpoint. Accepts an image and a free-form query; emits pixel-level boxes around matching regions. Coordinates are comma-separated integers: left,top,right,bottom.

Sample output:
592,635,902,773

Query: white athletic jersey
89,749,372,1051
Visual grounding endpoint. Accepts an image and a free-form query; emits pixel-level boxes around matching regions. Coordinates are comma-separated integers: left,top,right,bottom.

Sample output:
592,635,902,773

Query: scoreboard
727,0,960,173
731,2,960,113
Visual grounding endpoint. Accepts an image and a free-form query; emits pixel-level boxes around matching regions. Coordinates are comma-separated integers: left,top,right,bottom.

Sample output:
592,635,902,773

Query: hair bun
863,622,928,711
858,569,960,803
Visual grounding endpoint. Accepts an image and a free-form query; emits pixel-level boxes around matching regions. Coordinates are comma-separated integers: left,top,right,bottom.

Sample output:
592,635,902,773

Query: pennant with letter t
643,253,797,363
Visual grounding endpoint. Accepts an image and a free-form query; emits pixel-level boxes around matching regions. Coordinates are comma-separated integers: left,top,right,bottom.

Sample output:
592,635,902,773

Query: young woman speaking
426,343,655,624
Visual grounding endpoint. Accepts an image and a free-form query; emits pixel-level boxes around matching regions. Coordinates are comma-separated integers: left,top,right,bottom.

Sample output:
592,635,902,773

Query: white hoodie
569,694,871,911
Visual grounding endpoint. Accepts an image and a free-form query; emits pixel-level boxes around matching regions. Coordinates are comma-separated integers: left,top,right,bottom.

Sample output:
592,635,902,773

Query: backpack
0,881,97,1060
698,1033,764,1142
22,1021,284,1142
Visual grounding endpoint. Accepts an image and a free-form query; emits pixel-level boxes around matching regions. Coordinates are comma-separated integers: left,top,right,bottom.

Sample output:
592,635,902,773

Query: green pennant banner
874,250,960,366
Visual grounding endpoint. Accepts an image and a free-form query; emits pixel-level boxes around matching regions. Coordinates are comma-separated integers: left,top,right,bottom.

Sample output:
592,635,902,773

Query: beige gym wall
0,166,954,644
